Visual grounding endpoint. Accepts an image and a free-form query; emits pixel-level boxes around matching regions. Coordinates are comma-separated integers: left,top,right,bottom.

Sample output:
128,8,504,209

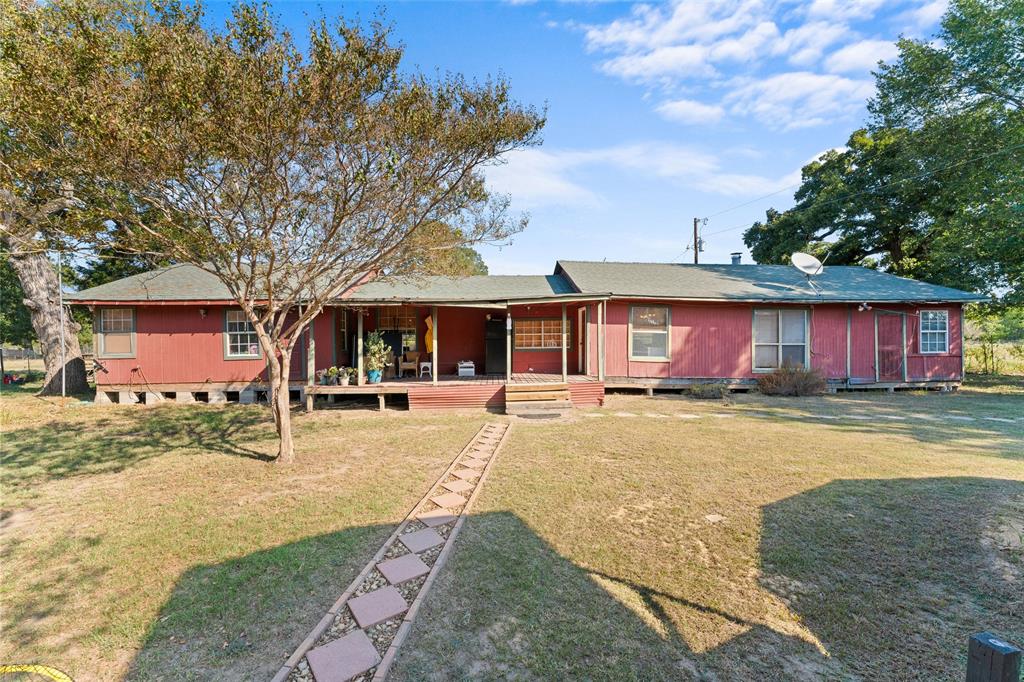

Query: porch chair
399,352,420,378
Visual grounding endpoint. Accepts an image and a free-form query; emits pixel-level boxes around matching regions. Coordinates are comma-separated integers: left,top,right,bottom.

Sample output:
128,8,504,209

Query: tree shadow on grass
35,477,1019,681
1,405,275,489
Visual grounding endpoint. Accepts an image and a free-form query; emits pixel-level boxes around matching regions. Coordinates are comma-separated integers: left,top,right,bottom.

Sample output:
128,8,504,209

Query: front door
876,313,904,382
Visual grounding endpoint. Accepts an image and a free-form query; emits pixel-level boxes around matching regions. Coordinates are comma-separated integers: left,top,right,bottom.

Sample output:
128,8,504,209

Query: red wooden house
67,260,984,411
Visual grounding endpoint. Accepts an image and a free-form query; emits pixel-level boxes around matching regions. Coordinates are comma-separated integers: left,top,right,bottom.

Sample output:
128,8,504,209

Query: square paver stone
377,552,430,584
461,458,487,470
452,468,479,481
306,628,381,681
399,527,445,553
442,479,474,494
430,490,467,509
418,508,458,527
347,586,408,629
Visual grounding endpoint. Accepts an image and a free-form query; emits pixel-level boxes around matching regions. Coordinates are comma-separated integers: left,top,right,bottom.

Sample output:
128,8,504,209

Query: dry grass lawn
391,379,1024,681
0,384,488,681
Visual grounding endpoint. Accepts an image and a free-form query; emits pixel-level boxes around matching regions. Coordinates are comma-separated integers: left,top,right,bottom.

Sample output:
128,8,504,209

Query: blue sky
216,0,948,274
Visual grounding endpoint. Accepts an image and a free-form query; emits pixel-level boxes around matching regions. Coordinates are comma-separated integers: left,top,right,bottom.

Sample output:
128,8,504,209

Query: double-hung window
514,319,568,350
225,310,260,359
629,306,670,360
753,309,807,370
379,306,418,352
97,308,135,358
337,310,348,352
919,310,949,353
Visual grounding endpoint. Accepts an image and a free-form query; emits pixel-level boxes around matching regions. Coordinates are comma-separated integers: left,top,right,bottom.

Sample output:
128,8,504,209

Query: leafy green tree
0,255,35,349
745,0,1023,302
5,0,543,461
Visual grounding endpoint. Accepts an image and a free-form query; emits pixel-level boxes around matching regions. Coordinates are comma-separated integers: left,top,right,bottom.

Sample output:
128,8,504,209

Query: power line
700,140,1024,241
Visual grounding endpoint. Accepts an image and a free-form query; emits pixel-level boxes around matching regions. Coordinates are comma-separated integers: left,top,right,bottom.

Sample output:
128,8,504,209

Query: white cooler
456,361,476,377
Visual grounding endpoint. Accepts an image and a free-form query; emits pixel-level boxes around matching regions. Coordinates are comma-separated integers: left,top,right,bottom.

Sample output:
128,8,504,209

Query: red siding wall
603,300,963,382
95,305,267,385
509,303,580,374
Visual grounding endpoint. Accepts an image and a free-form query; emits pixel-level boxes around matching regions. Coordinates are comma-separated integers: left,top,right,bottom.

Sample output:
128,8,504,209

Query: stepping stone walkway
274,421,510,682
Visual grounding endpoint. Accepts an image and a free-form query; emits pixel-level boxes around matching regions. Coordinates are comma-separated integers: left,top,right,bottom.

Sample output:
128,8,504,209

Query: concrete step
505,400,573,416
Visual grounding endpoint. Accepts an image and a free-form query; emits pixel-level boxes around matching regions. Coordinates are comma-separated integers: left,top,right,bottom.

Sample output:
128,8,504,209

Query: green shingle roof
349,274,576,302
67,260,986,304
555,260,986,303
66,263,579,303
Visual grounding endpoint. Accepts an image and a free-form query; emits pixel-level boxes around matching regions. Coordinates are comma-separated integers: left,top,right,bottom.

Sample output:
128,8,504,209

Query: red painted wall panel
810,306,848,379
95,305,266,385
605,303,629,376
849,307,876,380
668,304,751,379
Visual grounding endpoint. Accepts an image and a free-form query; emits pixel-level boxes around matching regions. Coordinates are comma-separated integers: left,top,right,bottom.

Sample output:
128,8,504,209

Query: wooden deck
305,374,603,411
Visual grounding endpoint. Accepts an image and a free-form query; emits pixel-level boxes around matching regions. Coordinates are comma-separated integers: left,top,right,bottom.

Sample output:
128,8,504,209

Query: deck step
505,400,572,416
505,390,571,403
506,382,569,393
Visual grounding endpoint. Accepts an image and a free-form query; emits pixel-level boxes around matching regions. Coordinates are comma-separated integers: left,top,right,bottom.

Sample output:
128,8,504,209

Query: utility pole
693,217,700,264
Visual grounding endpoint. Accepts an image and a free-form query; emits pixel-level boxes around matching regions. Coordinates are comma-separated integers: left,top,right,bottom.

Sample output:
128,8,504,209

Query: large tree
745,0,1023,302
6,0,543,461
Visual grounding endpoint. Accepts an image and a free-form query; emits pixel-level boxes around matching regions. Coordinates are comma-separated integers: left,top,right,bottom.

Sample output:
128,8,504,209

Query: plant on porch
5,0,544,461
364,331,392,384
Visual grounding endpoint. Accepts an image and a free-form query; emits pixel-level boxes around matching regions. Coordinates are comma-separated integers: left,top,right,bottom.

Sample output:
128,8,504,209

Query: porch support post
561,303,568,383
431,306,438,386
357,309,364,386
598,301,606,381
505,308,512,383
306,317,315,413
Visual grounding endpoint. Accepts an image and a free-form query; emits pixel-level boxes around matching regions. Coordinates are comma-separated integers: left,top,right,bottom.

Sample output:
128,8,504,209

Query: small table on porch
456,361,476,377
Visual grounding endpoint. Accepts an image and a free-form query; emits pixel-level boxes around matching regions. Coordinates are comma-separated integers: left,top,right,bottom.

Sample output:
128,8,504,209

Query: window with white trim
337,310,348,352
630,306,670,360
753,309,807,370
919,310,948,353
225,310,260,358
97,308,135,357
514,319,568,349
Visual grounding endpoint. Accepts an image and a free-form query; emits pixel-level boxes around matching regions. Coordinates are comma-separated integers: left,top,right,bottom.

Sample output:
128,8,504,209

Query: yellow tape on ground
0,664,74,682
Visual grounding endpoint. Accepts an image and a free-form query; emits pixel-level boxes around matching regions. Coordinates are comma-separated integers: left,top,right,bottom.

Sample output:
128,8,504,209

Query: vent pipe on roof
730,252,742,265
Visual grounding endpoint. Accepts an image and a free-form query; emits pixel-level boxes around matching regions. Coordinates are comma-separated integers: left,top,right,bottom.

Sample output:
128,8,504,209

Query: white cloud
571,0,943,129
655,98,726,125
805,0,887,20
487,141,810,208
825,39,900,73
896,0,948,31
725,72,875,130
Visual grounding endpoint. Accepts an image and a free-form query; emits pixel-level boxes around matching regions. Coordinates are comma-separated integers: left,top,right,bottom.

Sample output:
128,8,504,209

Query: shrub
756,366,826,396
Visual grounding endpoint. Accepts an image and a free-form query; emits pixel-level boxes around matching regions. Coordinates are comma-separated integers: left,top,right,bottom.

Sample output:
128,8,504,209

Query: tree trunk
269,352,295,463
9,250,88,395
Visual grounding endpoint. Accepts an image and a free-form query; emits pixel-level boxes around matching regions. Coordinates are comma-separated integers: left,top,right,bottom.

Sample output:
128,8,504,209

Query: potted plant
337,366,351,386
326,366,340,385
316,368,330,385
364,331,391,384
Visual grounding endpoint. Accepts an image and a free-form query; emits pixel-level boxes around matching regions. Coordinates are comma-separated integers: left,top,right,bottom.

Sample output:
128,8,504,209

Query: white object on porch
419,361,432,378
457,361,475,377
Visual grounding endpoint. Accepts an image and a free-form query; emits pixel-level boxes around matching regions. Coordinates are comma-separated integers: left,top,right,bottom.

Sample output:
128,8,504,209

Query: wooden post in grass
967,632,1021,682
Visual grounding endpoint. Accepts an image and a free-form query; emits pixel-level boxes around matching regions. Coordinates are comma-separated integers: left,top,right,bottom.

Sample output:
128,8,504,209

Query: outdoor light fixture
858,303,872,311
199,308,208,318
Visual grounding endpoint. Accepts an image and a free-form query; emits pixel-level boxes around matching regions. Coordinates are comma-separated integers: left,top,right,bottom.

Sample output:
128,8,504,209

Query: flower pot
339,375,351,386
367,369,382,383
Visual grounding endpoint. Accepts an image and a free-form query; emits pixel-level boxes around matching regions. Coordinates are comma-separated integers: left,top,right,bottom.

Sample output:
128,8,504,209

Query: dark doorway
876,313,904,382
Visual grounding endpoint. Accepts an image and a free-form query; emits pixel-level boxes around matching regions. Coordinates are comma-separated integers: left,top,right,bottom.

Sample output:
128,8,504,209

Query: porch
305,373,604,411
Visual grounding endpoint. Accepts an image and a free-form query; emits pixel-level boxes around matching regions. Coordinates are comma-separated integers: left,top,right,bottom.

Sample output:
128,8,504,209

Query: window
225,310,260,358
379,306,417,330
630,306,669,360
97,308,135,357
920,310,949,353
514,319,568,350
337,310,348,352
753,309,807,370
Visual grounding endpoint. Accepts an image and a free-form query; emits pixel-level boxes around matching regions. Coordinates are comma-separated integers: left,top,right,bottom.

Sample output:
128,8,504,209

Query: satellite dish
791,252,824,277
